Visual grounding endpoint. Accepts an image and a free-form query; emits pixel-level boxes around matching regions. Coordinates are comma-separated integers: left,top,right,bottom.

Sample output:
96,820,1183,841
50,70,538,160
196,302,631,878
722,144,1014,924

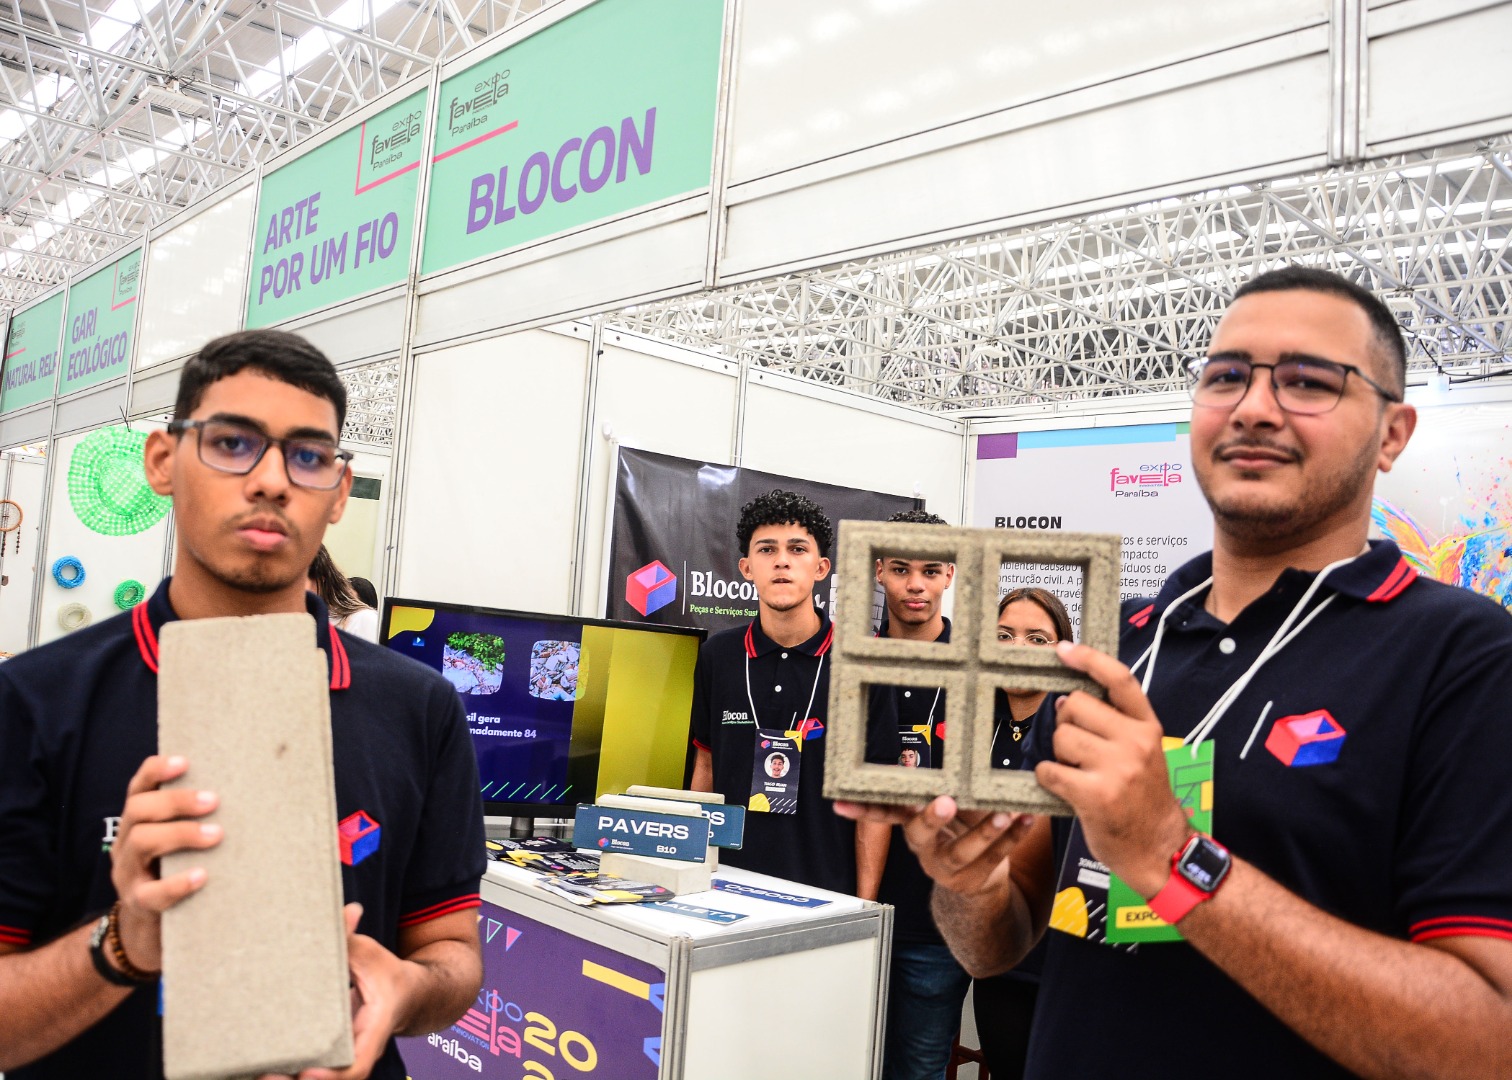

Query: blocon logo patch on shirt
1266,710,1346,766
339,810,381,865
626,560,677,616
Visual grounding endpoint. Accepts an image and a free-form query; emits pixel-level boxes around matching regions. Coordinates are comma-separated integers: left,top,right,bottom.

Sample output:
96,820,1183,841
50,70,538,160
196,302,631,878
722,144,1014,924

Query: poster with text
246,85,427,327
1,290,65,413
971,424,1213,636
58,248,140,396
398,901,664,1079
1372,400,1512,610
420,0,724,276
608,448,915,634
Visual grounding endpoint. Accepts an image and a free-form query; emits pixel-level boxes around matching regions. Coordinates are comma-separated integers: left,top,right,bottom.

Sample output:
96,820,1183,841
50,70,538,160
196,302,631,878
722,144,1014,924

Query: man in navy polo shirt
0,330,486,1080
842,268,1512,1077
690,489,896,897
869,509,973,1080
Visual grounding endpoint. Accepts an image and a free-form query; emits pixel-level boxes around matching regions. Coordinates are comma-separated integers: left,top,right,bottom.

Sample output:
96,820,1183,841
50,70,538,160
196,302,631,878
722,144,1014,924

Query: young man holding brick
0,330,486,1080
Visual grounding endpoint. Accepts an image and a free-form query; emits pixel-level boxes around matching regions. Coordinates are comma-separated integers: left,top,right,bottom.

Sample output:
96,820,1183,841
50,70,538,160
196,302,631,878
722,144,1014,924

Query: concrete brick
824,522,1122,815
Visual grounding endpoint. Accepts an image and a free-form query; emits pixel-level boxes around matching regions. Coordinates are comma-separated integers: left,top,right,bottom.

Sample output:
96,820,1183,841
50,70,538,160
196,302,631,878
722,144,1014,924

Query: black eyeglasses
169,419,353,490
1188,355,1402,415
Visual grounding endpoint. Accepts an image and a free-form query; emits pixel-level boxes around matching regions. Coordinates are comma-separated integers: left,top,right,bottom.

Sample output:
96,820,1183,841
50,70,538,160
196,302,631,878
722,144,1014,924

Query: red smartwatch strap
1147,868,1210,924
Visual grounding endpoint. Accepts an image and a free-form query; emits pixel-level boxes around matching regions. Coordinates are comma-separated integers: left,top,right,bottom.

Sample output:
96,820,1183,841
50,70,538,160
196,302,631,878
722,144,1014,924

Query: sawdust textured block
824,521,1122,815
599,852,714,895
159,613,353,1080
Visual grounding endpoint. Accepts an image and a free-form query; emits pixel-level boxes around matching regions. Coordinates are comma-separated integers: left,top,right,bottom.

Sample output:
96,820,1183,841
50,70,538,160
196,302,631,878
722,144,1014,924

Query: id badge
1051,738,1215,946
749,728,800,814
898,726,931,769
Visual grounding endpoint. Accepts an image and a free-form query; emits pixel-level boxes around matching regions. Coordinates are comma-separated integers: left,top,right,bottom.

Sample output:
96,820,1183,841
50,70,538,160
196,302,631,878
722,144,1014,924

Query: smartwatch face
1179,836,1231,893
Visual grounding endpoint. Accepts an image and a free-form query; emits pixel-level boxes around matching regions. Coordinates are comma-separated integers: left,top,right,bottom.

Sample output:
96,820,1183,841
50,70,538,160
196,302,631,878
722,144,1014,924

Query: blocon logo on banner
626,560,677,616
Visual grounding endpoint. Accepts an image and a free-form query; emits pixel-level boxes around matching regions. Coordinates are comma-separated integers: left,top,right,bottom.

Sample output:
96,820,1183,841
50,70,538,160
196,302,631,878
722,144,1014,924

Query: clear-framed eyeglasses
168,418,353,490
1188,355,1402,415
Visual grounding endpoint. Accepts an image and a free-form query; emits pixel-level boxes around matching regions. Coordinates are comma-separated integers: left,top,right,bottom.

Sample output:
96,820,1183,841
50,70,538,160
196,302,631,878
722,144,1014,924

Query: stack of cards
485,837,676,905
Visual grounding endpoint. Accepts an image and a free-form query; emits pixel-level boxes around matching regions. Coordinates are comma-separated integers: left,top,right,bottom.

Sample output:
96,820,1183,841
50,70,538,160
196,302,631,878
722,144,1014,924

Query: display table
400,860,891,1080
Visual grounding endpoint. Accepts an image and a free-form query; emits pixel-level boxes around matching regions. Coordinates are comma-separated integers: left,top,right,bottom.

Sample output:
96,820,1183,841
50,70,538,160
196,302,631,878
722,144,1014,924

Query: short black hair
174,329,347,433
888,509,947,526
737,489,834,557
348,576,378,609
1232,266,1406,395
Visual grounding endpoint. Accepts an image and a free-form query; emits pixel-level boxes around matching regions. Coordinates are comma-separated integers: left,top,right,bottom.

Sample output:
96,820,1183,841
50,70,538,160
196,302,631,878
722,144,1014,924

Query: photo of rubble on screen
824,521,1122,816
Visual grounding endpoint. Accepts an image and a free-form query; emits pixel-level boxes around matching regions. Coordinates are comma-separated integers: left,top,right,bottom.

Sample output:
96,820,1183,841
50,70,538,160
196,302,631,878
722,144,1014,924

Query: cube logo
626,560,677,616
1265,710,1346,767
338,810,381,866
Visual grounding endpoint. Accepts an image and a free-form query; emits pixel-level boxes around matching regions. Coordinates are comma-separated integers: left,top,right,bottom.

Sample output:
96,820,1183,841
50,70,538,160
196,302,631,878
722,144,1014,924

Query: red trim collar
132,602,159,674
132,591,352,691
1366,556,1417,603
744,614,834,658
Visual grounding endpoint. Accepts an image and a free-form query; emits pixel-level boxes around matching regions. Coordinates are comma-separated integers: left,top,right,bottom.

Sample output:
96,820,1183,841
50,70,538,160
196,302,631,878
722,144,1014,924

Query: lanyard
1129,551,1361,755
916,687,942,730
744,650,826,733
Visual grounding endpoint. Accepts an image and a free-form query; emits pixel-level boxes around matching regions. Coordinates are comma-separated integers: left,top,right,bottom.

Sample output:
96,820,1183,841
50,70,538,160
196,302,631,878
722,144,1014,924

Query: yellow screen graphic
572,625,700,799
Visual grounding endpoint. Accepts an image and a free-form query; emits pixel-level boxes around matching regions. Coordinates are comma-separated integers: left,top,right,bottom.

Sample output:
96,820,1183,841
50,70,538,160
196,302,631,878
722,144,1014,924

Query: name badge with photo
898,726,932,769
749,728,800,814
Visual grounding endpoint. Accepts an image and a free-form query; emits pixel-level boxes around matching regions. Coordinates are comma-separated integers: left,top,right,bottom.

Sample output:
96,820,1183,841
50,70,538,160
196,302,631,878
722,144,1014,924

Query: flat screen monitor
380,598,706,818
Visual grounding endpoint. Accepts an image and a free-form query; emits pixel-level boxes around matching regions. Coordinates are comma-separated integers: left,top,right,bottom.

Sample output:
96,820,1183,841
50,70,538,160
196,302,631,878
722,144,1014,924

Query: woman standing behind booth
975,587,1074,1080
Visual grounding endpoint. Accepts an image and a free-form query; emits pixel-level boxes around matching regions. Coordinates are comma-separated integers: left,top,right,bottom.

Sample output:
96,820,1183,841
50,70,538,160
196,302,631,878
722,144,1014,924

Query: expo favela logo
626,560,677,616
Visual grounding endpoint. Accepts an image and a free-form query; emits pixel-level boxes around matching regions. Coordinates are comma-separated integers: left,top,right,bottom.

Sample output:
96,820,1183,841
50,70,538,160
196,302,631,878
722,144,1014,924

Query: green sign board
1,290,66,414
58,248,142,397
247,86,428,328
420,0,725,276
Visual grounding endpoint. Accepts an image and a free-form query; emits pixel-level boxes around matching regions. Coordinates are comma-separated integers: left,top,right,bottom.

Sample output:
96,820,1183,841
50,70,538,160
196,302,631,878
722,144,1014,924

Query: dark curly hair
888,509,947,526
737,489,834,557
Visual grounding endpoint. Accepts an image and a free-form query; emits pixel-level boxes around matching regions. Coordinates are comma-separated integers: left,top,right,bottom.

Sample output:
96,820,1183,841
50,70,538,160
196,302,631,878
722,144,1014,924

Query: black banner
607,448,916,633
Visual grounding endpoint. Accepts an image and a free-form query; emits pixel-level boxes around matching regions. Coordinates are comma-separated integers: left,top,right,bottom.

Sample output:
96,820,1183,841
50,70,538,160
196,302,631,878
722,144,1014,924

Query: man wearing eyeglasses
840,267,1512,1078
0,330,486,1080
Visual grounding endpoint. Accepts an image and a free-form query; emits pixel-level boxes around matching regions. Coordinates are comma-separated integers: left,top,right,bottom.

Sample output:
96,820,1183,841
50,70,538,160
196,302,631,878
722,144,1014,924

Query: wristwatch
1147,833,1232,925
88,902,159,987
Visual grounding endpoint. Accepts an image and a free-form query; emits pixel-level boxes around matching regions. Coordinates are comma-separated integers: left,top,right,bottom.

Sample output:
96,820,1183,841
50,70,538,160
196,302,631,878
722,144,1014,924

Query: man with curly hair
690,489,897,897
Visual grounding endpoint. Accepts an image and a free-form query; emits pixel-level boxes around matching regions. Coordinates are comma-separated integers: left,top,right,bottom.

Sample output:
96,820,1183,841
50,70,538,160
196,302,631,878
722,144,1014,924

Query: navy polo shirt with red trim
1022,540,1512,1079
690,609,899,895
872,617,953,946
0,578,486,1080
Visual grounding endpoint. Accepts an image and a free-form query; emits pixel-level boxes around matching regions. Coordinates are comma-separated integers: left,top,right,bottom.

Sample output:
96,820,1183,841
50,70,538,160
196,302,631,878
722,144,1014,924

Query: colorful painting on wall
1373,401,1512,610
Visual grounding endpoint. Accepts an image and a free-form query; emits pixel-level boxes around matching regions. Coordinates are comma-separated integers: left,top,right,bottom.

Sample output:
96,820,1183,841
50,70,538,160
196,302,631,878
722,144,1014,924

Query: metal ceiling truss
2,0,1508,418
611,139,1512,412
339,356,396,446
1,0,551,304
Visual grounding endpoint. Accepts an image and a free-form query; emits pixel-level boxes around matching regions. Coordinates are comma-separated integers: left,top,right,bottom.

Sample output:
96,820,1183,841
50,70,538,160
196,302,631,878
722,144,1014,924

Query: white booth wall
0,452,47,654
136,183,258,372
577,330,741,618
395,326,594,612
393,322,967,619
